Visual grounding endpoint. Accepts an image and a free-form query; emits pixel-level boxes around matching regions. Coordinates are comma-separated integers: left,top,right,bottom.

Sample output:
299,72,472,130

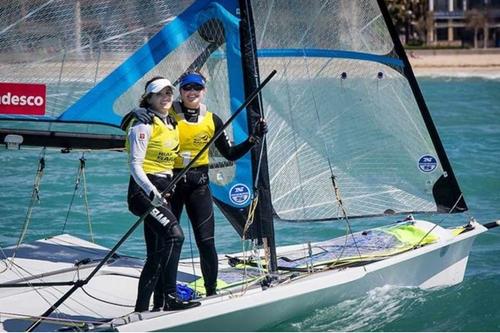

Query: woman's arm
128,123,156,195
212,113,255,161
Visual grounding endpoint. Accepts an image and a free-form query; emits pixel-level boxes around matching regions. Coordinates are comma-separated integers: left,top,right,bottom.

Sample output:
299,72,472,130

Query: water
1,77,499,331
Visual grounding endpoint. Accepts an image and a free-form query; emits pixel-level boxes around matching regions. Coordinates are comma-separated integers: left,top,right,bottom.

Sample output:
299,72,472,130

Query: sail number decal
0,82,46,115
418,155,438,173
229,183,251,205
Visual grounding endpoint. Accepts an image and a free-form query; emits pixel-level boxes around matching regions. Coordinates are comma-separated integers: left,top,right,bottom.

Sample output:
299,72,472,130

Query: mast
376,0,467,213
238,0,277,273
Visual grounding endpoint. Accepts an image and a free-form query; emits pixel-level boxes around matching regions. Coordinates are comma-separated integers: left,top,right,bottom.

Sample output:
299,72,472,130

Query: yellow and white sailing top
126,111,179,194
172,102,215,168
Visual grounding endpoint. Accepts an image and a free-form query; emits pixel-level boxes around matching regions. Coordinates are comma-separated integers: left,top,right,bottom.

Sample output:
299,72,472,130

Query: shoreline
1,49,500,80
407,49,500,78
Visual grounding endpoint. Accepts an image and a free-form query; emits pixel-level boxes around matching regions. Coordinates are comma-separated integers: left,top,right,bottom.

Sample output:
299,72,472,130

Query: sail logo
229,183,251,205
418,155,438,173
0,82,46,115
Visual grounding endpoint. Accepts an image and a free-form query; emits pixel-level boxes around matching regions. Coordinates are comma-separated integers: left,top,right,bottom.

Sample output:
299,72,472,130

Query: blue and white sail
0,0,466,234
0,0,261,235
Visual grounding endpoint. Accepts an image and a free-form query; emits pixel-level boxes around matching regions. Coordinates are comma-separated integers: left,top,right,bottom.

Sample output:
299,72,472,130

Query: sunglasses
181,84,204,91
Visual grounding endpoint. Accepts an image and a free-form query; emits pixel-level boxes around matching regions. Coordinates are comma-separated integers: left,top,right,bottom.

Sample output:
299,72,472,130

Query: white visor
145,78,174,94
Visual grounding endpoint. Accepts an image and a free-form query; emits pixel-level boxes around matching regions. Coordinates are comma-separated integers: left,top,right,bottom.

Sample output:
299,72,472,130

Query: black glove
120,108,154,131
120,112,134,131
132,107,154,124
249,119,268,145
252,119,268,138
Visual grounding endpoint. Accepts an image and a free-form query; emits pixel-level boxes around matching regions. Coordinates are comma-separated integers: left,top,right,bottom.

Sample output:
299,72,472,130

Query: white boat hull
0,220,487,332
117,220,486,332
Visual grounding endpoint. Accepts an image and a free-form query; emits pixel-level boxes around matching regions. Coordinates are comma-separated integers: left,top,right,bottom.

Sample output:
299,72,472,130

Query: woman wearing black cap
125,76,200,312
169,71,266,297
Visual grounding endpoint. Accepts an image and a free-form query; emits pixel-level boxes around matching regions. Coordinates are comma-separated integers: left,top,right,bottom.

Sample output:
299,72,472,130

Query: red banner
0,82,46,115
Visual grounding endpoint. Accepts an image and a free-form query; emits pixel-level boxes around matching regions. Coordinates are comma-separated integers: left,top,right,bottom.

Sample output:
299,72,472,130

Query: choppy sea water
0,77,499,331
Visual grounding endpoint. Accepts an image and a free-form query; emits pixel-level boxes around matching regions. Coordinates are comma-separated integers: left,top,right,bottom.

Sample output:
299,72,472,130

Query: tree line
385,0,496,48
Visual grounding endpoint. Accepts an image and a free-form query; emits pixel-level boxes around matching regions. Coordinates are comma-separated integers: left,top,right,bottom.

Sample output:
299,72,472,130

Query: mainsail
250,0,467,221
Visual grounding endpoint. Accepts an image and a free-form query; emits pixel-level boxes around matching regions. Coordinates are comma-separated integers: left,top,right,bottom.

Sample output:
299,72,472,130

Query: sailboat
1,0,498,331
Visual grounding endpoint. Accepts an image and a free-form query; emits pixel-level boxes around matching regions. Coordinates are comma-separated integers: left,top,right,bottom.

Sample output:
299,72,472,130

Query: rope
61,155,82,234
81,287,134,308
237,162,267,296
0,246,65,317
242,196,259,240
11,148,46,263
80,156,95,242
331,175,364,264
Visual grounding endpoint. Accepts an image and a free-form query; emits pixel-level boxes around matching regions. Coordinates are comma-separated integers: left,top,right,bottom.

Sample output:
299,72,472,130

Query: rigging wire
0,246,66,318
415,193,465,248
239,197,265,296
3,242,121,319
0,147,110,313
0,311,104,329
1,148,122,317
302,53,365,267
61,153,95,243
239,126,269,292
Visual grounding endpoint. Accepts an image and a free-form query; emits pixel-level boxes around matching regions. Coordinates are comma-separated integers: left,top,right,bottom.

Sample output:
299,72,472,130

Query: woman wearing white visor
125,76,200,312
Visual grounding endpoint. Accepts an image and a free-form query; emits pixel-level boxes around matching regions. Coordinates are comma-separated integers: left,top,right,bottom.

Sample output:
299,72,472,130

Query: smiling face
147,87,173,114
180,84,206,109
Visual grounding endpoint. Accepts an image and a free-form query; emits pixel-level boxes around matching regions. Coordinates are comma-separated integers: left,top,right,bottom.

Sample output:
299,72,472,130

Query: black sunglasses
181,84,204,91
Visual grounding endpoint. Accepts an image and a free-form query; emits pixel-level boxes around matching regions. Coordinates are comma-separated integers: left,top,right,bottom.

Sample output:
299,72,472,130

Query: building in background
429,0,500,47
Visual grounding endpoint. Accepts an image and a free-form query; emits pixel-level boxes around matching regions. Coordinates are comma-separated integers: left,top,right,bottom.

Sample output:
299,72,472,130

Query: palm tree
415,9,434,45
465,9,486,49
385,0,407,40
483,7,492,49
385,0,428,45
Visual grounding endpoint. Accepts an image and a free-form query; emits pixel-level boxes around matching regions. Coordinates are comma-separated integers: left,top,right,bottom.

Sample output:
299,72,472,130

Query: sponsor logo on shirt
193,132,210,146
